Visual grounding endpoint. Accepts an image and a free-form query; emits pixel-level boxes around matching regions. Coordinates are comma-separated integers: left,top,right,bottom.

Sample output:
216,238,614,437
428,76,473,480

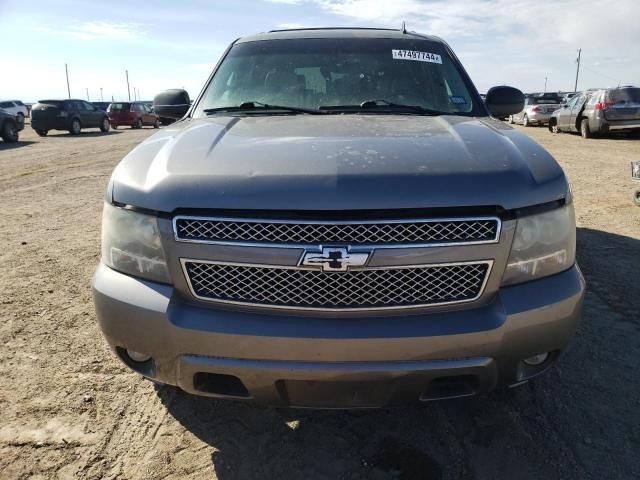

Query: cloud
35,21,147,41
301,0,640,91
275,22,313,29
311,0,640,56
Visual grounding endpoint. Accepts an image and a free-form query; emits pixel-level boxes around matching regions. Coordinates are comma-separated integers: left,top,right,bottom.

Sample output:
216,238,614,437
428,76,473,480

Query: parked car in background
0,100,29,121
107,102,160,129
31,99,110,136
0,108,24,143
508,94,562,126
576,86,640,138
548,91,592,134
92,101,112,112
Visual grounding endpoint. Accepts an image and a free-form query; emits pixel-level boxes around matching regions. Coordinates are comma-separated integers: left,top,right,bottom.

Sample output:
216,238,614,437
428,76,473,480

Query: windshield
195,37,482,116
529,97,561,105
108,103,132,112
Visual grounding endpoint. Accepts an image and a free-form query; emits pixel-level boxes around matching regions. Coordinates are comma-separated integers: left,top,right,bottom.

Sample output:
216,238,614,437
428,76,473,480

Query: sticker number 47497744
392,49,442,64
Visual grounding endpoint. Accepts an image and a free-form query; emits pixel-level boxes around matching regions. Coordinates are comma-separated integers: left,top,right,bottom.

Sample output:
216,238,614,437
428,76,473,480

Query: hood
110,114,568,213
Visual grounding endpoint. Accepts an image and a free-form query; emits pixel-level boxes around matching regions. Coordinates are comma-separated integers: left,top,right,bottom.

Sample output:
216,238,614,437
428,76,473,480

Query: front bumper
93,264,584,407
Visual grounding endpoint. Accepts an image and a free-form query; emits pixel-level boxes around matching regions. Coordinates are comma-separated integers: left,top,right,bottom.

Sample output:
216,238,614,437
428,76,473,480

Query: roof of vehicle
37,99,85,102
237,27,442,44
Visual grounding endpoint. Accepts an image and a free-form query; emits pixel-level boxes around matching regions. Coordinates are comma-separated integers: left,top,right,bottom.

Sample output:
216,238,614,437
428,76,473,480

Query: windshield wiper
204,101,325,115
319,100,446,115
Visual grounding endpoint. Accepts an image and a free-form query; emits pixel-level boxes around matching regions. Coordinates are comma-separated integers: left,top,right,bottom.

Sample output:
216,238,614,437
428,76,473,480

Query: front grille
174,217,499,246
183,261,491,310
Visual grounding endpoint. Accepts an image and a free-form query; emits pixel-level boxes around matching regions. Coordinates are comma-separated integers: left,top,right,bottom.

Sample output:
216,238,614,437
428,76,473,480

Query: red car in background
108,102,160,129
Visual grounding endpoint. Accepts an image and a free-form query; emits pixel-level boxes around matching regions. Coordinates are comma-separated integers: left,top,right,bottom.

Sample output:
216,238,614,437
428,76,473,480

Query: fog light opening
523,352,549,366
126,349,152,363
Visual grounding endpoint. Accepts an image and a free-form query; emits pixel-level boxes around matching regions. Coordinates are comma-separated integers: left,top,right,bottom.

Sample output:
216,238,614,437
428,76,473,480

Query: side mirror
153,89,191,120
485,86,525,118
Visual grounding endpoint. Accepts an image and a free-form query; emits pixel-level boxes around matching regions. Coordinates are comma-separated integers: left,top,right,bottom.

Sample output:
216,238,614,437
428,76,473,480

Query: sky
1,0,638,102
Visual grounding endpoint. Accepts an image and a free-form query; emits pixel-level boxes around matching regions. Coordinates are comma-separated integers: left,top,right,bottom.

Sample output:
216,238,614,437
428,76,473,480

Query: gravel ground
0,122,639,480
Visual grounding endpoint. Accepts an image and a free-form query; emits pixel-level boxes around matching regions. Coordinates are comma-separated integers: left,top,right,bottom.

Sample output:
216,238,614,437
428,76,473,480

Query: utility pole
574,49,581,93
100,88,103,102
544,77,548,93
125,70,131,101
86,88,90,101
65,63,71,98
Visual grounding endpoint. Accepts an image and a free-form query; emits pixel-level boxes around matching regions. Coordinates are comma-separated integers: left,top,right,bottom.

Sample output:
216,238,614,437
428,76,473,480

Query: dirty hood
110,114,568,212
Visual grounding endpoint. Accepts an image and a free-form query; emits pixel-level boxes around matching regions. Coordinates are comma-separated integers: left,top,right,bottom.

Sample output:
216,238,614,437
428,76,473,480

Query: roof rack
268,27,406,33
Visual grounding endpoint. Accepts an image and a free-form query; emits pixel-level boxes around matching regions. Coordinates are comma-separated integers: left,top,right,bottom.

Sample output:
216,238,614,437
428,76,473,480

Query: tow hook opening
193,372,251,398
420,375,479,401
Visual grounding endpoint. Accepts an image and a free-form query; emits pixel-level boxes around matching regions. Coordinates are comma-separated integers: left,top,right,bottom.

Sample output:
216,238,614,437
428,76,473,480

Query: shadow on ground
155,227,639,480
576,227,640,319
43,130,123,138
0,140,37,150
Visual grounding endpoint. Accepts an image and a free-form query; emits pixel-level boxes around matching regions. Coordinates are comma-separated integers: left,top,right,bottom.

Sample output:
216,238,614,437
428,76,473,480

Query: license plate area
275,379,393,408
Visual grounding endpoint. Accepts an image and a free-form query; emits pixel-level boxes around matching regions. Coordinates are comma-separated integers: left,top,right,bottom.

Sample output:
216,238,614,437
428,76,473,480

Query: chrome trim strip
172,215,502,249
179,258,494,312
608,123,640,131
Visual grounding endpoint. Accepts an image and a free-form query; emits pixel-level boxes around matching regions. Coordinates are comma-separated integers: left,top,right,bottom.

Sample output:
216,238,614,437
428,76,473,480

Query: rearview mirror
153,89,191,120
485,86,525,118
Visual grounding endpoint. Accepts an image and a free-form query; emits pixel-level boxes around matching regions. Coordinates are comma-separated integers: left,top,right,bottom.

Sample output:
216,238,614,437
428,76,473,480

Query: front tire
153,119,160,129
100,117,110,133
549,119,559,134
69,118,81,135
580,118,591,139
1,121,19,142
523,114,530,127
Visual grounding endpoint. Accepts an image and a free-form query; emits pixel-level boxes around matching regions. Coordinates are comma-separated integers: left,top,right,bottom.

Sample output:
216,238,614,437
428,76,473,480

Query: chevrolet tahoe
92,28,585,408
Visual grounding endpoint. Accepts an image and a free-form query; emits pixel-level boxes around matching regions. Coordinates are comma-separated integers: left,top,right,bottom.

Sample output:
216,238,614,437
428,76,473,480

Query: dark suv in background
31,99,110,136
108,102,160,129
0,108,24,143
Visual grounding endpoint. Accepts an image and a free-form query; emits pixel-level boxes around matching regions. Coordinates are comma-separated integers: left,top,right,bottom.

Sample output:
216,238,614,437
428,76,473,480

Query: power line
580,64,622,87
574,49,581,93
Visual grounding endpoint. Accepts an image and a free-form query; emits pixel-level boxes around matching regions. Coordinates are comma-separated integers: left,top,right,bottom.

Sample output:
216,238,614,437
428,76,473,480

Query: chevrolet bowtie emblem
300,247,370,272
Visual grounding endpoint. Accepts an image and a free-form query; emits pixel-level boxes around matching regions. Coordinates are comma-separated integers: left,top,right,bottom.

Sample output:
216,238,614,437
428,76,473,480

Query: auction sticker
392,49,442,64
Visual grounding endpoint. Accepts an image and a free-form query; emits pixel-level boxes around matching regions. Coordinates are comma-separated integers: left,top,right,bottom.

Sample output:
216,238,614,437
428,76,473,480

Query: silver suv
577,87,640,138
93,28,584,407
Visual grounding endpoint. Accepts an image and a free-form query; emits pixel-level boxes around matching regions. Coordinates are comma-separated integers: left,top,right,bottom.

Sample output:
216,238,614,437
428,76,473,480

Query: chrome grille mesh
174,217,499,245
183,261,490,310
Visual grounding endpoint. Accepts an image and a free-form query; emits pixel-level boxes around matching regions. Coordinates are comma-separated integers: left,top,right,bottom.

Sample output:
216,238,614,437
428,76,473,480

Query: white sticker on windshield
392,49,442,64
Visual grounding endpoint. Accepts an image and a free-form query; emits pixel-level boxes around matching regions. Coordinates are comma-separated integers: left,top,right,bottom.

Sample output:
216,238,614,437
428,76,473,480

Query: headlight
501,204,576,286
101,202,170,283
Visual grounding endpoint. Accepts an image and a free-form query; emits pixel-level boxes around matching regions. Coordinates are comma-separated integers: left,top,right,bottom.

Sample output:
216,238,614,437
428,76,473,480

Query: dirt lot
1,122,639,480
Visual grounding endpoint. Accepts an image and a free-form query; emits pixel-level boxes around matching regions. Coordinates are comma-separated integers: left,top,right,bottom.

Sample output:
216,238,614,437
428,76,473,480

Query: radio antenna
401,21,407,34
